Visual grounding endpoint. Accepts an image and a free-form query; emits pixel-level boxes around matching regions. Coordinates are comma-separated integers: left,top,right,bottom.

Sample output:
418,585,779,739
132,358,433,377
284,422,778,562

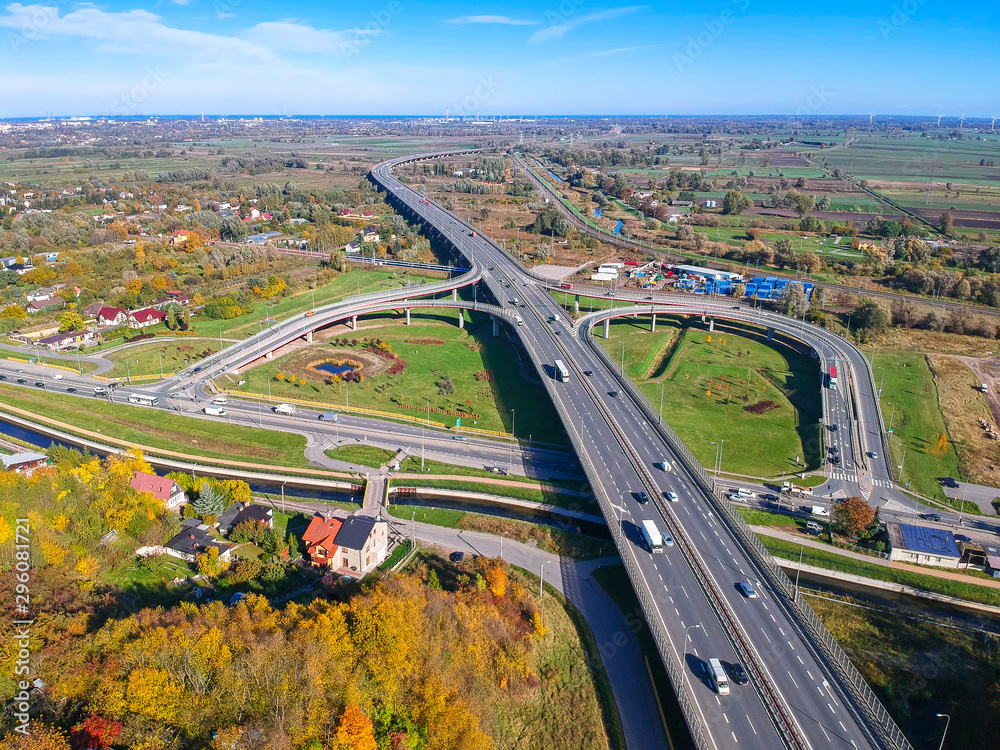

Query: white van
735,487,755,499
203,405,227,416
211,397,228,406
93,386,108,396
708,658,730,696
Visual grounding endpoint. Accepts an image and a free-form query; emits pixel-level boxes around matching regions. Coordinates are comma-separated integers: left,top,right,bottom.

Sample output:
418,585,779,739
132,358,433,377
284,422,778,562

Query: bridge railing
581,305,912,750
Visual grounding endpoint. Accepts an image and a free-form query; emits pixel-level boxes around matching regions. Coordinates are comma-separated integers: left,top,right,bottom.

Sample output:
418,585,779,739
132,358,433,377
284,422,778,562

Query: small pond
314,362,357,377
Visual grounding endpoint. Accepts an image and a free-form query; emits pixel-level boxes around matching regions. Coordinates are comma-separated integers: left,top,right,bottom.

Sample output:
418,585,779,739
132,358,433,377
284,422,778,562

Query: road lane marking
760,628,771,643
787,671,799,689
746,717,757,735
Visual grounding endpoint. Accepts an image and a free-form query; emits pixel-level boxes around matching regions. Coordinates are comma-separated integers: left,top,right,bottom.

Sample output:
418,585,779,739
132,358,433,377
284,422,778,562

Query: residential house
130,470,187,510
35,329,96,351
218,502,274,537
339,208,352,217
360,227,380,243
302,515,343,569
25,284,63,303
96,305,127,327
170,230,189,246
671,200,694,208
345,240,362,254
164,521,233,563
361,211,374,219
1,452,49,477
128,307,167,329
288,218,308,225
26,296,64,314
331,514,389,576
82,301,105,316
886,522,962,569
245,231,282,245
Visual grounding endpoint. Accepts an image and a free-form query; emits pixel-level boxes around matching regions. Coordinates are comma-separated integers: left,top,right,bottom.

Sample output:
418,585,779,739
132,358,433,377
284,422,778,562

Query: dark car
16,378,27,384
637,491,648,504
955,534,971,543
828,424,838,431
555,330,562,335
193,366,202,373
941,477,959,488
0,374,6,380
829,445,839,454
761,493,779,502
728,663,749,685
449,551,465,563
921,513,942,522
609,390,619,397
829,456,841,465
584,370,593,376
34,381,44,388
66,387,76,393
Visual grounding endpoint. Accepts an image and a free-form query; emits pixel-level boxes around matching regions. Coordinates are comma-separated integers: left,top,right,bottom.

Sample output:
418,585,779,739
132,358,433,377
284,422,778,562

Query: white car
665,491,679,502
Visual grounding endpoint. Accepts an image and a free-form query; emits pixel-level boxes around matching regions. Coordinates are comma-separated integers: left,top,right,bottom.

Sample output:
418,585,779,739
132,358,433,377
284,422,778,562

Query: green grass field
222,312,566,444
105,340,220,379
0,383,311,468
876,352,960,498
598,316,823,477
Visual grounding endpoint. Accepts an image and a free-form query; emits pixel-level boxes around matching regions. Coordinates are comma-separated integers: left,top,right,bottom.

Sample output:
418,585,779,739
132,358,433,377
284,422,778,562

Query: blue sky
0,0,996,117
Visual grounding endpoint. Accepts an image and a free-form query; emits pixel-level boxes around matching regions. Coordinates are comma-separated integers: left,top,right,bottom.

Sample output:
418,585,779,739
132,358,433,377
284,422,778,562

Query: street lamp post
794,542,805,602
620,340,625,375
422,396,430,471
539,560,551,621
887,402,895,433
659,381,664,426
878,366,885,398
500,530,509,560
935,713,950,750
411,510,416,551
897,442,907,483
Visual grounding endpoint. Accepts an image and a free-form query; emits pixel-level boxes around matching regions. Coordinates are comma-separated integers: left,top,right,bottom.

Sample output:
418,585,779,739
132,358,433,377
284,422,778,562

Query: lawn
598,317,823,477
221,312,566,444
876,352,961,499
105,340,220,379
0,383,312,468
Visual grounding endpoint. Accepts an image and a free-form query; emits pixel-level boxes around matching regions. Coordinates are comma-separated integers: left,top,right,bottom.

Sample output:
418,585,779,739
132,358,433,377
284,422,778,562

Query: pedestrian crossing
828,470,894,489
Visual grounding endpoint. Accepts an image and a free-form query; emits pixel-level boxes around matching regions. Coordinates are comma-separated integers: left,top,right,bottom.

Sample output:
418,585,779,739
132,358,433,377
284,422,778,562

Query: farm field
220,312,567,444
597,316,823,477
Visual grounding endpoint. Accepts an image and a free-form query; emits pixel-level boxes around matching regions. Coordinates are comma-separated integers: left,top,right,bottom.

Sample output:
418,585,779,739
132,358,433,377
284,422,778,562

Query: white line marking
787,671,799,689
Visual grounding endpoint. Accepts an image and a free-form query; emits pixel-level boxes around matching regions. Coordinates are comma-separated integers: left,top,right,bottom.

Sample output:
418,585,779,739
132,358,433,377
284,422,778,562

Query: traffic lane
567,337,877,748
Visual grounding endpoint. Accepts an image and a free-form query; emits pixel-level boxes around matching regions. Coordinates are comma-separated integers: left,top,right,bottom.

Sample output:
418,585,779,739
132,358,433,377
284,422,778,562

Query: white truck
273,403,296,416
515,314,524,326
639,519,665,553
93,386,107,396
981,382,989,394
203,405,227,416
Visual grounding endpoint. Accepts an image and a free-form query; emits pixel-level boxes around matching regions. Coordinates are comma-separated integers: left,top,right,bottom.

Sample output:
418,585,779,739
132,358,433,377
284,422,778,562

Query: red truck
560,282,573,289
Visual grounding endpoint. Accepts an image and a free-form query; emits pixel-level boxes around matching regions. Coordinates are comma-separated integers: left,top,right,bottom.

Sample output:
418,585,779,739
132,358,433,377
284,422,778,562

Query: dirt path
948,354,1000,425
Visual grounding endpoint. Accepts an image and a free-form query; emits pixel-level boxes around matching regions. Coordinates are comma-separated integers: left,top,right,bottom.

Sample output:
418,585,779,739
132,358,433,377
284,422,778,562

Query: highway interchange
0,148,936,750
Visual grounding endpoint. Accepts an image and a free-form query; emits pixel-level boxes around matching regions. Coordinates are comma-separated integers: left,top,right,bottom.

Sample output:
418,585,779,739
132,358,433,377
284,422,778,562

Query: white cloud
530,6,643,42
448,14,537,26
0,4,273,59
244,21,377,53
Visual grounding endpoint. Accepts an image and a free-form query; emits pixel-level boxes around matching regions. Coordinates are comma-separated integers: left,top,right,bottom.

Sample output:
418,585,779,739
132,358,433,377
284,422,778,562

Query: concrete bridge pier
701,313,706,324
452,289,458,301
350,315,357,330
405,308,411,325
767,327,774,341
574,296,580,314
603,318,610,339
651,313,656,332
305,330,313,343
265,351,273,360
457,310,465,329
709,318,714,332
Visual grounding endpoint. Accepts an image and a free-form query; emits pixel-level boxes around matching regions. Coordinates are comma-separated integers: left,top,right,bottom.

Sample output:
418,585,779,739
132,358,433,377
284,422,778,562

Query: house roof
37,331,85,345
1,452,47,469
130,470,180,502
27,296,63,310
83,301,105,315
888,522,961,558
303,514,343,552
97,305,126,320
165,527,231,557
334,515,378,551
130,307,166,323
218,502,273,533
988,555,1000,570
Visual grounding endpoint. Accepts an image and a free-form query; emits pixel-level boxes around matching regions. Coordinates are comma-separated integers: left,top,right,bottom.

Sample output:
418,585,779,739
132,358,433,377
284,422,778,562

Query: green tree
853,297,890,332
939,211,954,236
773,238,796,269
779,283,810,318
722,190,752,215
194,483,225,517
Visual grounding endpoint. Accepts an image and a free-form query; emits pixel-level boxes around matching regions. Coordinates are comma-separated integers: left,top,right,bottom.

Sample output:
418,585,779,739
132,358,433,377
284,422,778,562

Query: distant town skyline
0,0,996,118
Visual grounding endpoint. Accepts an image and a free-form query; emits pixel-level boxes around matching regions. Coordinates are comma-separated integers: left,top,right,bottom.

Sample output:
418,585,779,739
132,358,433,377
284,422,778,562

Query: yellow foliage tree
40,540,68,568
530,611,548,639
932,432,949,456
196,546,226,577
0,724,70,750
76,555,99,578
0,517,11,546
485,565,506,598
51,514,70,532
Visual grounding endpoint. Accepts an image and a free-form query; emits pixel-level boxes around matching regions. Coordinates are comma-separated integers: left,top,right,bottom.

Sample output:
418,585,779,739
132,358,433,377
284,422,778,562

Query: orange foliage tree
335,705,377,750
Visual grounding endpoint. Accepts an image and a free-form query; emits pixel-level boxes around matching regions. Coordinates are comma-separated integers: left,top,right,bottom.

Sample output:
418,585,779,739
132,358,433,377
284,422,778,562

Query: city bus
554,359,570,383
127,393,160,406
827,365,838,389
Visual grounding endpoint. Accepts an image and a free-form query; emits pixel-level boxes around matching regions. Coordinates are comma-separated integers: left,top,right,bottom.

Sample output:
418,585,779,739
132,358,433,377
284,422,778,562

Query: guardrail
581,305,912,750
221,389,450,429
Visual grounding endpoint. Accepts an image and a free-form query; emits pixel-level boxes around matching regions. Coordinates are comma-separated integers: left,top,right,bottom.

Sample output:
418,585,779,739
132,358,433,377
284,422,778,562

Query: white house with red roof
128,307,167,329
130,470,187,509
170,230,189,246
96,305,127,326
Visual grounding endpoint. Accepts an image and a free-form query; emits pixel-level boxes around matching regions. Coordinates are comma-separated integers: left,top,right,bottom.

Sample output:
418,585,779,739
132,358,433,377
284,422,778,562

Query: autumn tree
832,496,875,539
485,564,507,598
196,546,227,577
931,432,949,456
0,724,70,750
59,311,85,333
335,705,377,750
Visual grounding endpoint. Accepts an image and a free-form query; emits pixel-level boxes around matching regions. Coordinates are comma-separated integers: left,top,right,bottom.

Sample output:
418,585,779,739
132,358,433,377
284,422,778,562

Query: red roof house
96,305,127,326
130,471,186,509
302,515,343,569
128,307,167,329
